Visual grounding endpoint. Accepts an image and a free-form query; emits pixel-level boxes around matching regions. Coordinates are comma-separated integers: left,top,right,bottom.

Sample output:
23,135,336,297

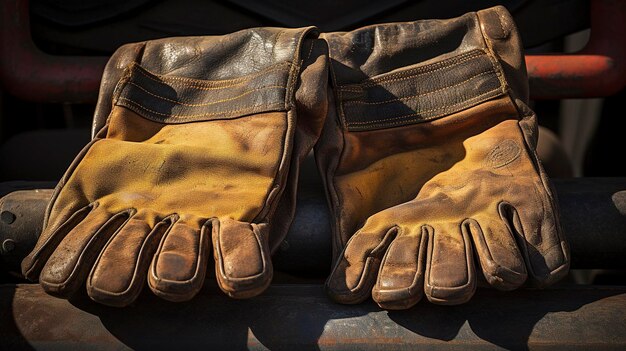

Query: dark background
1,0,622,183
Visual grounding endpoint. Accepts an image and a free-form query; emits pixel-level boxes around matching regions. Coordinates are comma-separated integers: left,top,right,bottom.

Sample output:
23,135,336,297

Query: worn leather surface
22,7,568,309
22,28,329,306
319,6,569,309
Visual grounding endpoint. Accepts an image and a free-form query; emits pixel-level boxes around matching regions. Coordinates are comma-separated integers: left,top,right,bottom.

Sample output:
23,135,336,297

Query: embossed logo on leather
486,139,521,168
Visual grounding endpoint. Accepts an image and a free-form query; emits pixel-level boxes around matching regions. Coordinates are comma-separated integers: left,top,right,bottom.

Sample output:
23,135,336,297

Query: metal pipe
2,178,626,277
525,0,626,99
1,0,624,103
1,283,625,349
0,0,107,103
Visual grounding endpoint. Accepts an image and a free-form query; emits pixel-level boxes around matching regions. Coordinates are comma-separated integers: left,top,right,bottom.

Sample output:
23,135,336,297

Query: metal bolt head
1,211,16,224
2,239,16,253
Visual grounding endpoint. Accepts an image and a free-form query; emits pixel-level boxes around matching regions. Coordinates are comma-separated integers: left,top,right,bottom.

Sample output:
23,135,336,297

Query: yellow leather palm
319,6,569,309
21,28,328,306
325,104,569,308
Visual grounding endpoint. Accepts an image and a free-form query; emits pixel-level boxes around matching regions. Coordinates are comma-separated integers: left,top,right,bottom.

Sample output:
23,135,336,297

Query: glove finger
424,222,476,305
148,216,209,302
212,218,272,299
38,207,134,298
87,212,176,307
325,223,398,304
372,226,427,310
21,203,94,281
500,201,569,287
465,214,527,291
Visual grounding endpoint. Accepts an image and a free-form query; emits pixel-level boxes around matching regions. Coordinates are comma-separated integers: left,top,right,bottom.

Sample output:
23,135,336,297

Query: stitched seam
514,119,569,261
383,262,419,268
347,94,500,129
304,39,316,63
343,70,494,106
374,225,403,287
497,13,507,38
478,12,495,51
28,204,93,263
215,223,267,284
284,29,301,109
118,97,283,120
338,50,485,90
275,30,285,56
414,233,427,288
347,95,499,129
126,81,285,107
340,50,483,89
460,221,473,286
136,66,282,91
150,218,206,287
329,57,348,128
425,225,435,288
476,12,508,96
326,39,349,253
468,218,497,268
346,88,501,126
482,43,507,95
87,207,137,296
134,61,290,86
133,62,290,90
251,27,310,224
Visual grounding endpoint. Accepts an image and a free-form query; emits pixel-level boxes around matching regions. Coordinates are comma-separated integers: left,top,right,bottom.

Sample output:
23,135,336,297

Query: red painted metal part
0,0,107,103
0,0,625,103
525,0,626,99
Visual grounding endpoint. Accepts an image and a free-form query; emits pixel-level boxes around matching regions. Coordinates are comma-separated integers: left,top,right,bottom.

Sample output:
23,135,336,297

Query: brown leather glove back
318,6,569,309
21,28,329,306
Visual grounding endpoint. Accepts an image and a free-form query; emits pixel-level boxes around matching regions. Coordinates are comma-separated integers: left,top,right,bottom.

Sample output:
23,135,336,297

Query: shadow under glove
21,28,329,306
318,6,569,309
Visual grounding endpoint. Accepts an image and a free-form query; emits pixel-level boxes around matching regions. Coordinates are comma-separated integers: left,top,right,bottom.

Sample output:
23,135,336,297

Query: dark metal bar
555,178,626,269
0,189,52,276
1,0,625,103
2,178,626,278
2,283,626,349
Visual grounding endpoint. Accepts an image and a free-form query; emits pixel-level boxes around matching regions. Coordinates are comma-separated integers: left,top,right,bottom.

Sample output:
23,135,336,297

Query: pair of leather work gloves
22,6,569,308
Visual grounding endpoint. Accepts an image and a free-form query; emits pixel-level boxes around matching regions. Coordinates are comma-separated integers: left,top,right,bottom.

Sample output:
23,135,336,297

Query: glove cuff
324,6,527,132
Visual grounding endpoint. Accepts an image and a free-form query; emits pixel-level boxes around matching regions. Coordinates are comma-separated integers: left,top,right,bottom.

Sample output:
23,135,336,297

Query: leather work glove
318,6,570,309
21,28,329,306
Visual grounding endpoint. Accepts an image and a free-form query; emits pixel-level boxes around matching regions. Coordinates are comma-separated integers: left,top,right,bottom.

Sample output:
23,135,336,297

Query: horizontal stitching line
125,81,285,107
117,97,283,120
343,71,495,106
383,262,420,268
346,88,501,126
355,50,484,87
338,50,485,90
132,62,289,90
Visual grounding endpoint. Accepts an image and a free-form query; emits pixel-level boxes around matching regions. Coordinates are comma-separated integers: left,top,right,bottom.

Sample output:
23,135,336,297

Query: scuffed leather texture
22,27,329,307
319,6,569,309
